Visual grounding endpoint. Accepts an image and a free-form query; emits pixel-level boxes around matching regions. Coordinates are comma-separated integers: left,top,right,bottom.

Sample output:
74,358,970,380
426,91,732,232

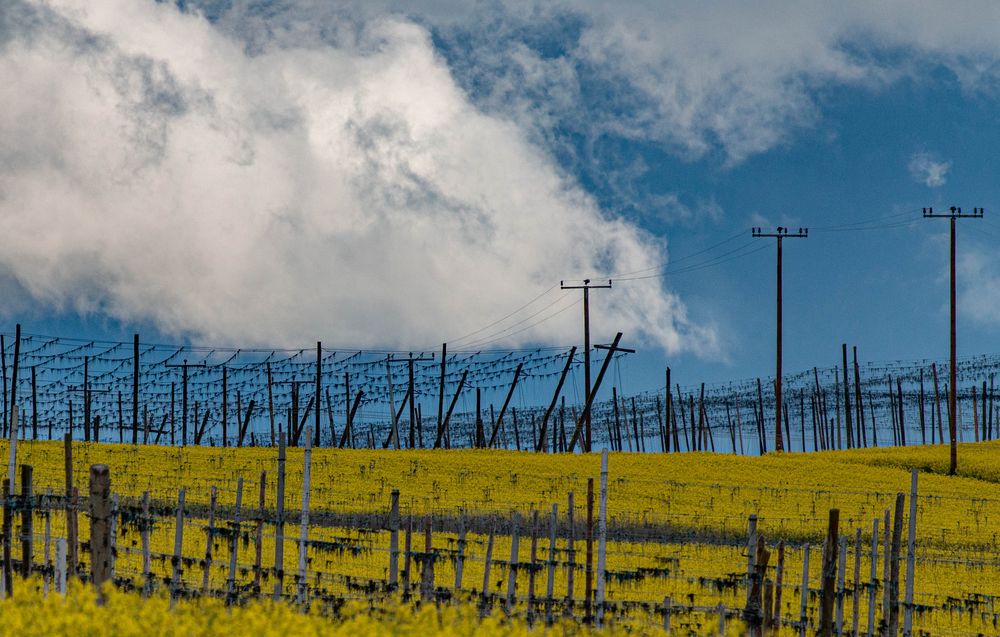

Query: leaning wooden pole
537,348,576,452
487,363,524,448
568,333,624,452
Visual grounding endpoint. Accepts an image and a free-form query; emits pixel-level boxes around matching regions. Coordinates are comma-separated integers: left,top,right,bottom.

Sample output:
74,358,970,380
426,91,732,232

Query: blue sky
3,0,1000,397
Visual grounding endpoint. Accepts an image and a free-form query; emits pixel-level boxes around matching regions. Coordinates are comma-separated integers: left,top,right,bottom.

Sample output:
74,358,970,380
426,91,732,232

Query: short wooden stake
89,465,112,599
296,427,312,605
55,538,66,596
799,545,810,637
902,470,918,637
852,528,862,637
420,515,434,602
595,450,609,626
527,509,539,623
566,491,575,614
389,489,400,589
272,432,286,600
868,518,879,636
19,464,32,579
663,596,672,632
454,510,467,592
506,511,521,613
836,534,848,635
171,488,186,602
227,477,244,602
203,486,217,594
254,471,266,594
141,491,151,596
479,527,495,616
545,503,557,624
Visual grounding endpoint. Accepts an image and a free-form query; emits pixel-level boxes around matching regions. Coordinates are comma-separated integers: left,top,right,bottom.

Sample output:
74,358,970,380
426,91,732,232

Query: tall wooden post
132,334,139,445
819,508,840,636
19,465,32,579
272,432,286,600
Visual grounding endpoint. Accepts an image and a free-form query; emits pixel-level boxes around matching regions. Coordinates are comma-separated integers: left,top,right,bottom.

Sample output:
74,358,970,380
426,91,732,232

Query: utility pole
752,226,808,452
923,206,983,475
560,279,612,452
165,359,207,446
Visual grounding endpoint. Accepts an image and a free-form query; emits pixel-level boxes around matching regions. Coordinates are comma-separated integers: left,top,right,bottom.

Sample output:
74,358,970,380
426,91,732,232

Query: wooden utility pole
165,358,207,446
560,279,612,452
752,227,808,452
923,206,983,474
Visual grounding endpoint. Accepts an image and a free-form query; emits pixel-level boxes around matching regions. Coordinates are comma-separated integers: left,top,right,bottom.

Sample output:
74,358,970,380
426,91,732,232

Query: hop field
0,440,998,634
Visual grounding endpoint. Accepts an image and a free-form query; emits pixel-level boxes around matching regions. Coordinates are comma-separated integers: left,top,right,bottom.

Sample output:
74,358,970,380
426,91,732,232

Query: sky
2,0,1000,396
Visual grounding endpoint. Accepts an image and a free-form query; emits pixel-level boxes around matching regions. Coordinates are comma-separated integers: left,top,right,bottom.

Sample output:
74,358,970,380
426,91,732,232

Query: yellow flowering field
0,440,999,634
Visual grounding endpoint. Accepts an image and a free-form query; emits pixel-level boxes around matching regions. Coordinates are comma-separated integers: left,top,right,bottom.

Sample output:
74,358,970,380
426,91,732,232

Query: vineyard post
973,385,980,442
506,511,521,613
227,478,244,603
566,491,575,614
221,366,228,447
454,510,466,591
2,478,11,595
545,504,557,624
852,528,862,637
273,432,286,600
919,370,926,445
745,514,758,609
7,411,17,491
595,450,609,626
7,325,18,443
664,369,671,452
402,515,413,600
203,486,217,594
773,541,785,627
881,508,891,631
931,363,943,445
888,493,905,635
612,387,622,451
718,602,727,634
30,366,37,441
819,508,839,636
662,596,672,631
982,380,988,441
315,343,321,447
585,478,594,623
526,510,539,622
479,527,494,616
89,464,111,600
132,334,139,445
1,335,6,439
55,538,66,596
171,488,186,604
763,579,773,631
109,494,118,580
388,489,400,589
266,363,275,446
746,536,771,635
141,491,151,596
42,491,51,596
802,545,815,636
835,534,848,634
64,436,77,574
254,471,266,594
853,348,865,447
897,378,906,446
487,363,524,449
436,343,446,447
902,470,918,636
842,344,853,448
868,517,879,636
420,515,434,602
19,464,32,579
296,427,313,605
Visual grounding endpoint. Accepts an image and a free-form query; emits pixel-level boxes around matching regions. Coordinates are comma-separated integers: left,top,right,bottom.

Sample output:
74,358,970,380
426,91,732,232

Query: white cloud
959,248,1000,326
909,152,952,187
0,0,718,354
238,0,1000,165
